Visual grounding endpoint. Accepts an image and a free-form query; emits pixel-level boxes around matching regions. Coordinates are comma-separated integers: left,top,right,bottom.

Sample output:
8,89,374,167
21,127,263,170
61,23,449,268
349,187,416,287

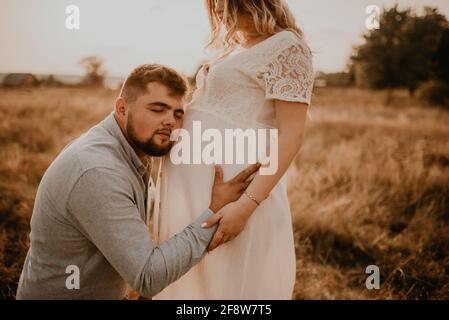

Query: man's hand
208,163,260,214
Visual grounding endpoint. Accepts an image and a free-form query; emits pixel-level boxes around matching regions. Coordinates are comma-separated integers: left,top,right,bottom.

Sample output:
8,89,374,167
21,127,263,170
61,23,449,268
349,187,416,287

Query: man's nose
162,112,177,126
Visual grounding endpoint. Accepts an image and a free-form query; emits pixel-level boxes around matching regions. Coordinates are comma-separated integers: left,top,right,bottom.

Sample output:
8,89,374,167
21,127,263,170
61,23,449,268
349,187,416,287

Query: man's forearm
134,209,217,297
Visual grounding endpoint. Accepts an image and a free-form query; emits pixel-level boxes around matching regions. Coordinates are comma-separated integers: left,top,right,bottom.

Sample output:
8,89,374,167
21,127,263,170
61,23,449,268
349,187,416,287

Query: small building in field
314,78,327,88
314,71,327,88
1,73,39,87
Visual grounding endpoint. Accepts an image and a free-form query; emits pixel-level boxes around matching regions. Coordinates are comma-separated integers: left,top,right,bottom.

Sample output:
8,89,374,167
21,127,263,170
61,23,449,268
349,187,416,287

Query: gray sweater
16,112,216,299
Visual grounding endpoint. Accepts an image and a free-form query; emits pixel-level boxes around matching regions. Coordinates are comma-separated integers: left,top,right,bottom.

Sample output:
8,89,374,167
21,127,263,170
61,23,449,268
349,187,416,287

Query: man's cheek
137,120,156,136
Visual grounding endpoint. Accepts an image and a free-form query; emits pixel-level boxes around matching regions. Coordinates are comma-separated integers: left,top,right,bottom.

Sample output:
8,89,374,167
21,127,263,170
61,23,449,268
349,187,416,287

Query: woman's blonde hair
205,0,303,53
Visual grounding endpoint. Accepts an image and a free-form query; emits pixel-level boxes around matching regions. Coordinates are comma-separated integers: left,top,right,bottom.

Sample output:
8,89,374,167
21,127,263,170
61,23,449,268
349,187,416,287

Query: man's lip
156,131,171,138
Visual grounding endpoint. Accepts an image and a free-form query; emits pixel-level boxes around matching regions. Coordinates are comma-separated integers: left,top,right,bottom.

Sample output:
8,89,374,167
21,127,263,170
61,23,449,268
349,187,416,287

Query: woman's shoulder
267,30,312,58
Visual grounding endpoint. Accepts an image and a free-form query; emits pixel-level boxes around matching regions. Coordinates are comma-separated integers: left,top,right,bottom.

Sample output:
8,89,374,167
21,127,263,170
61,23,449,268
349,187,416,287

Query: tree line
349,6,449,106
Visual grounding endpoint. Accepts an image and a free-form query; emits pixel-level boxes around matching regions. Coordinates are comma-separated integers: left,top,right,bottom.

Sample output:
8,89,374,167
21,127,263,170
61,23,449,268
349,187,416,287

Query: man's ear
115,97,128,117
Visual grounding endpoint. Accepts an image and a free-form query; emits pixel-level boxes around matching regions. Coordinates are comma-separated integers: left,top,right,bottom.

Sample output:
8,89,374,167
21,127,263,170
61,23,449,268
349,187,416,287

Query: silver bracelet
243,191,260,206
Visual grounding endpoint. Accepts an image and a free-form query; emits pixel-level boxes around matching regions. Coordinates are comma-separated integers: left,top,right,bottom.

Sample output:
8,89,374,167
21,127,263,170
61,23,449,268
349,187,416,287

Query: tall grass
0,87,448,299
291,88,449,299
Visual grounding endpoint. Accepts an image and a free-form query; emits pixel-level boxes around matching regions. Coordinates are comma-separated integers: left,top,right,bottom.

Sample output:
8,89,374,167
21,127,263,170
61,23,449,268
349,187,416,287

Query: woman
153,0,314,299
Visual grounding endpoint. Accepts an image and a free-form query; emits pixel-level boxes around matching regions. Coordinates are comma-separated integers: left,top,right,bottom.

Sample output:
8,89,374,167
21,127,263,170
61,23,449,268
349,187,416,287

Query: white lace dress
153,30,314,299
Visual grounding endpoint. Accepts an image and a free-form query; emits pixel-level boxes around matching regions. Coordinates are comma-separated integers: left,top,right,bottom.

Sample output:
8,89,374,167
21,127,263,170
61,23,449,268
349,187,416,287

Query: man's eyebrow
148,101,171,108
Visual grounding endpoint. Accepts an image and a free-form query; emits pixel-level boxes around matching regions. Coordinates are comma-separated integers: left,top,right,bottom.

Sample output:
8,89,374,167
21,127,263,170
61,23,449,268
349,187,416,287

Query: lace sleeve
259,41,314,105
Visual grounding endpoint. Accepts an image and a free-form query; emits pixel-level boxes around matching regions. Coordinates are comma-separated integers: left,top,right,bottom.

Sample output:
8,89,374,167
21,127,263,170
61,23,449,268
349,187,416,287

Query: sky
1,0,449,77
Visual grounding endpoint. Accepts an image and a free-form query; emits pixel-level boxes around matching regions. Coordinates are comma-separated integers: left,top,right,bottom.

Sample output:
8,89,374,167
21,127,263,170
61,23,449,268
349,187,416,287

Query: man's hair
119,64,189,102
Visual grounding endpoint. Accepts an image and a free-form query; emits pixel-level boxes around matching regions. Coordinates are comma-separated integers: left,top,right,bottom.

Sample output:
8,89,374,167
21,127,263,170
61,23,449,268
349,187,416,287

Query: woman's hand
202,195,258,252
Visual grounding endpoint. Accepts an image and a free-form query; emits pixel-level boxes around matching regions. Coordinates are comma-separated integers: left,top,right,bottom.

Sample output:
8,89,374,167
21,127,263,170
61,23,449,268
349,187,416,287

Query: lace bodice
188,30,314,128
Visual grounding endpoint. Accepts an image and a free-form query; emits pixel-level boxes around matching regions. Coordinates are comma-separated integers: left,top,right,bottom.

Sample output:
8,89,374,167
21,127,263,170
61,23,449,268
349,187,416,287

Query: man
16,64,259,299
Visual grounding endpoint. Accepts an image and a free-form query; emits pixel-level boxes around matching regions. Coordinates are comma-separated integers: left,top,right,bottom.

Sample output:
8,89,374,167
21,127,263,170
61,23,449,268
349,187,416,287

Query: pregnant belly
168,108,276,179
158,111,288,243
164,107,257,195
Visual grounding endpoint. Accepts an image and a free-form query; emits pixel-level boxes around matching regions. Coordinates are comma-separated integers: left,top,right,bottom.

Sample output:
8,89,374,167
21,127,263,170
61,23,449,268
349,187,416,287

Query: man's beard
126,116,173,157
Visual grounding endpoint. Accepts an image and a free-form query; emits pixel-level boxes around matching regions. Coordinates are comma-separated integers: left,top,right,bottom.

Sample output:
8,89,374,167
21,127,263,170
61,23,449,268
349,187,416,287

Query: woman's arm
203,99,309,251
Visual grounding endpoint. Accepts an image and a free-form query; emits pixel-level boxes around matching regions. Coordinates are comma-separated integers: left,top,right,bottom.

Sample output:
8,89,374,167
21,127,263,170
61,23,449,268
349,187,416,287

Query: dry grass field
0,87,448,299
